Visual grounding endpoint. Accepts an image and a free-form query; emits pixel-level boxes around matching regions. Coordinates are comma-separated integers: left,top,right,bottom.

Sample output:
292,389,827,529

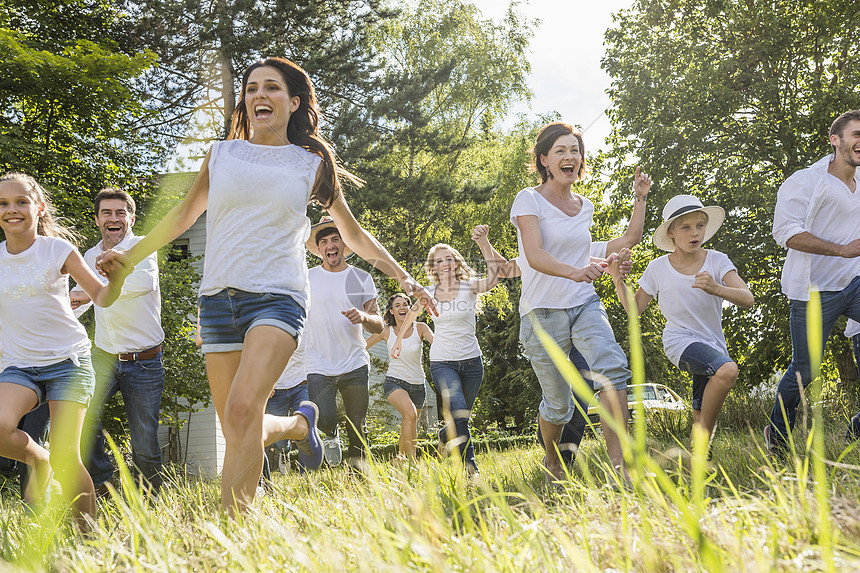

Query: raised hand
633,166,652,201
471,224,490,244
692,271,720,295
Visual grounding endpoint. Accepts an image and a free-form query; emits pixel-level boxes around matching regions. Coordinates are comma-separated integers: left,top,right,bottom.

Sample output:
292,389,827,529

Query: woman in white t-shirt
392,244,497,475
0,173,128,528
366,293,434,461
98,58,435,514
607,194,754,449
510,121,637,482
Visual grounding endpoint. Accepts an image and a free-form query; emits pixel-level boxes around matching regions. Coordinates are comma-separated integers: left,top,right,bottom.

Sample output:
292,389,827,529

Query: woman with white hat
608,194,754,449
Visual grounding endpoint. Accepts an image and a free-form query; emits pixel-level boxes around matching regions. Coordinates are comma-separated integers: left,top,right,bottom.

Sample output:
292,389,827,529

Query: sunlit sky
474,0,633,150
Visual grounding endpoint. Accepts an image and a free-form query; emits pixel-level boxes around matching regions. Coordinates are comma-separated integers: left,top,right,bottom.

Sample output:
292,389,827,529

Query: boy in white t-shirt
304,217,382,468
608,195,754,448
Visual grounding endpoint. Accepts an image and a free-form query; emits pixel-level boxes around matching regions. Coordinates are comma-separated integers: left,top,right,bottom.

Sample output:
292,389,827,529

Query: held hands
607,248,632,280
471,224,490,245
633,166,652,201
96,248,132,279
692,271,721,295
69,289,91,310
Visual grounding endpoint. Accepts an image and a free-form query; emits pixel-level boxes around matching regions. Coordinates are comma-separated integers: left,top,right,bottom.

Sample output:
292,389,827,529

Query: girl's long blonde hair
425,243,474,285
0,173,81,246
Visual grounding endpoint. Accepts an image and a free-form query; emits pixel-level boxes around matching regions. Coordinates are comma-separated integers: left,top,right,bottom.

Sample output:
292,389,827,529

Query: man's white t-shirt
510,188,595,316
274,340,306,390
638,250,737,367
845,319,860,339
0,236,91,369
428,281,481,362
305,265,378,376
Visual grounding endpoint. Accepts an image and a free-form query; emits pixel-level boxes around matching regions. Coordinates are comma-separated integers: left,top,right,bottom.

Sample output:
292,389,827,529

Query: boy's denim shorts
0,356,95,407
678,342,733,410
384,376,426,408
199,288,305,353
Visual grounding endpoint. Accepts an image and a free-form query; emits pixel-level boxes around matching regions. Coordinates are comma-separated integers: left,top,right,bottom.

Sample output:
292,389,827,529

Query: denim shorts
384,376,426,408
199,288,305,353
678,342,733,410
0,356,95,407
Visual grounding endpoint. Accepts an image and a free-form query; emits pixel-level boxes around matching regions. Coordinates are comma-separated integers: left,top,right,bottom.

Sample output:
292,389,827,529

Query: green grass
1,426,859,572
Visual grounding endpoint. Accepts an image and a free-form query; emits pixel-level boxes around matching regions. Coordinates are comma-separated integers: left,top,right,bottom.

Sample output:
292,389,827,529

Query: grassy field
1,418,859,572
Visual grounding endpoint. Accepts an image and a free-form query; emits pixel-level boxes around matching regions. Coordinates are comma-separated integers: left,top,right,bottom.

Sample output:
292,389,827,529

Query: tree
117,0,393,159
601,0,860,388
333,0,533,271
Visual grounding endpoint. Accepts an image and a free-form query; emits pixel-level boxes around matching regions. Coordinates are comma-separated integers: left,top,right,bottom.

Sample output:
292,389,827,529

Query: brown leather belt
118,345,162,362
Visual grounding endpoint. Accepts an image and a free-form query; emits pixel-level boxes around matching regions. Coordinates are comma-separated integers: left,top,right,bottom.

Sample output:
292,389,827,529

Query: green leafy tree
602,0,860,388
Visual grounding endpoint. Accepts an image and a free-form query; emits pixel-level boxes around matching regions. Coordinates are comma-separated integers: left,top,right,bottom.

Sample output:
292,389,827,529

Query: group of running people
2,55,859,530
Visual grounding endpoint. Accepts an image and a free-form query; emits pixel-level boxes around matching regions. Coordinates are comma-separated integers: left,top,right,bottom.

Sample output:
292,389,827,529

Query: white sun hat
652,194,725,252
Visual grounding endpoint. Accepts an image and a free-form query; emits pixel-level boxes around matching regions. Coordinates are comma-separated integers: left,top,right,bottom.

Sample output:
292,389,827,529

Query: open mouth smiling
254,104,273,120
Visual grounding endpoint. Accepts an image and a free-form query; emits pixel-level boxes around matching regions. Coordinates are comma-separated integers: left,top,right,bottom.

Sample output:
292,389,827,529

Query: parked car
586,383,687,428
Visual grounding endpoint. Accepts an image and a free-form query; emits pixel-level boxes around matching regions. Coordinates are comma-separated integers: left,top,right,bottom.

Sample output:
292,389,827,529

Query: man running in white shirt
304,217,383,468
766,110,860,458
71,188,165,493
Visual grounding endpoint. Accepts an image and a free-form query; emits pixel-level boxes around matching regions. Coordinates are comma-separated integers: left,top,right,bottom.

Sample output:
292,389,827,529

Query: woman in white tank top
97,58,436,514
392,243,497,475
366,293,433,461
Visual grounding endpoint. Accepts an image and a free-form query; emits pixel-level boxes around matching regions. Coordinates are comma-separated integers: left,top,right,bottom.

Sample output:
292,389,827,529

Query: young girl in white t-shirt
366,293,434,461
0,172,128,528
97,58,435,514
608,194,754,449
392,244,497,475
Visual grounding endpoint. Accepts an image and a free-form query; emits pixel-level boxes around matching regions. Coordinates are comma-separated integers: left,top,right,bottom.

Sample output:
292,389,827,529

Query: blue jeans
536,345,594,462
265,383,309,451
383,376,426,408
307,366,369,459
769,276,860,444
430,357,483,468
521,295,630,425
85,346,164,491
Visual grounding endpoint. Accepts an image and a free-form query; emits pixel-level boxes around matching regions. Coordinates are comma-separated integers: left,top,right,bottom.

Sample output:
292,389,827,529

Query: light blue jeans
520,294,630,425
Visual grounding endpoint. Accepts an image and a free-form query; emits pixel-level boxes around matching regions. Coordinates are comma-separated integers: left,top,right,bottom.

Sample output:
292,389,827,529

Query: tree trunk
217,0,236,138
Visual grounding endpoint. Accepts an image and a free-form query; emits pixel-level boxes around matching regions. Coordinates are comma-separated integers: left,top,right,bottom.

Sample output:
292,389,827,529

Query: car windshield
626,385,658,401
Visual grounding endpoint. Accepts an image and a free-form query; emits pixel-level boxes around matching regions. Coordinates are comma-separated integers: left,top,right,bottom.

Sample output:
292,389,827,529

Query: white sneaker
323,436,342,466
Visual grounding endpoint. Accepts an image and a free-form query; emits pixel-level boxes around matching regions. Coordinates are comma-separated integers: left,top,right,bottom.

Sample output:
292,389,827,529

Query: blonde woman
393,244,496,475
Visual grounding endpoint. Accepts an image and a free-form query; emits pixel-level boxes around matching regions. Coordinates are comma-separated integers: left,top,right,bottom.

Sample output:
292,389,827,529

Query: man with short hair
766,109,860,457
304,217,383,468
71,188,165,492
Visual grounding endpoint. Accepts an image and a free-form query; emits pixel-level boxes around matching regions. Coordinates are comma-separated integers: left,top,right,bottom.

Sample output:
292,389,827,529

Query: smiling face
540,133,582,185
667,211,708,253
831,118,860,168
431,248,457,281
244,65,300,142
0,180,44,241
386,294,411,326
95,198,134,249
317,230,346,270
